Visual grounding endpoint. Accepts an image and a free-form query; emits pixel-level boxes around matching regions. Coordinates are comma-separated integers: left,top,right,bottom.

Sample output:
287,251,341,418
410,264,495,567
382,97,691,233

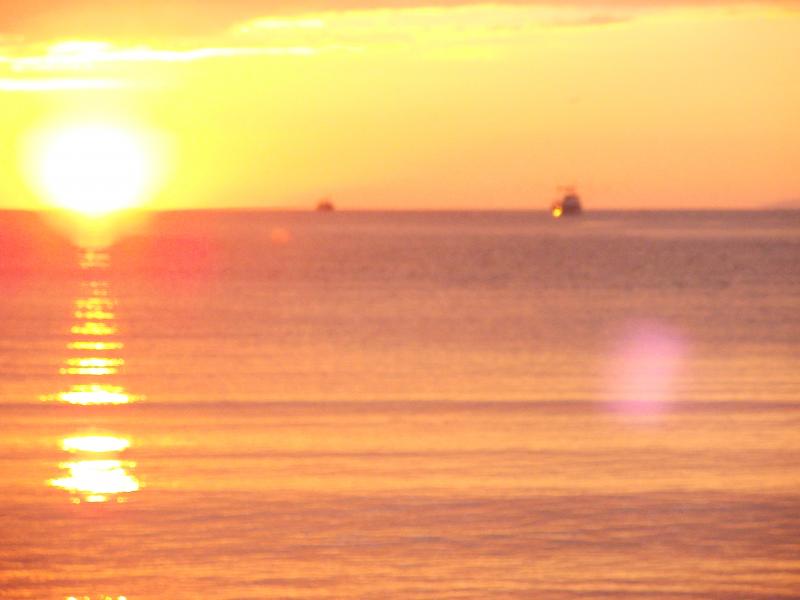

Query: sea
0,209,798,599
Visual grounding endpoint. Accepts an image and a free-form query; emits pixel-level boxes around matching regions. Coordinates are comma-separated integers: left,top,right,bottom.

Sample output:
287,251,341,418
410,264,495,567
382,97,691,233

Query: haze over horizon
1,1,798,211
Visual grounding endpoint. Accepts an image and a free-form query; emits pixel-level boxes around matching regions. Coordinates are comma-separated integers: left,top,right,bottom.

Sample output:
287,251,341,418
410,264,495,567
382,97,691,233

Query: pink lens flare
605,322,687,420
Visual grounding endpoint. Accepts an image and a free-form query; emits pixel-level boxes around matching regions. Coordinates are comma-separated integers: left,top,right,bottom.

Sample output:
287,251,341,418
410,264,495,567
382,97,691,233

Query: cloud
0,4,633,81
0,36,320,91
0,77,122,91
1,40,316,73
228,5,638,57
0,0,796,38
0,0,795,90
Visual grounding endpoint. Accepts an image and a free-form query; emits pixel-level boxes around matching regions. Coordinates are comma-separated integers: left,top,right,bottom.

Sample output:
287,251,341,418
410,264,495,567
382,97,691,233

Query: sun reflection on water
65,357,125,368
46,247,144,505
60,356,125,376
67,341,125,351
66,596,128,600
50,459,140,503
71,321,118,336
41,248,141,406
78,248,111,269
62,435,131,453
46,384,136,405
50,434,140,503
74,309,116,320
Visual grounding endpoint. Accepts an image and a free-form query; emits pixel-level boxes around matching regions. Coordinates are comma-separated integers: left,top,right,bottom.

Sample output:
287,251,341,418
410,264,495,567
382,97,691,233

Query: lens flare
605,322,686,419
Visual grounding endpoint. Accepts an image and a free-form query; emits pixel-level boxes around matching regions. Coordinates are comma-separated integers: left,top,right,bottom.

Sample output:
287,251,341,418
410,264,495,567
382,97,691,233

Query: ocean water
0,210,799,599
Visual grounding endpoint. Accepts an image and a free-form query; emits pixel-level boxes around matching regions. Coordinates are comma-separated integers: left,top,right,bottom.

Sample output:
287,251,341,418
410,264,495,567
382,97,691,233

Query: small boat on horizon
551,188,582,218
316,197,335,212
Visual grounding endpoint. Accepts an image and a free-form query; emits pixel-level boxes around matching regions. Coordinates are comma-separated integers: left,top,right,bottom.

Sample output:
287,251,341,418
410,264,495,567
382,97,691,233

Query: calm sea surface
0,210,799,599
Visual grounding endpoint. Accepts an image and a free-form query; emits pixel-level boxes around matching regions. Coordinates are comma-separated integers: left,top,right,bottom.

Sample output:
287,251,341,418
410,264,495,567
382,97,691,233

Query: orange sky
1,1,798,210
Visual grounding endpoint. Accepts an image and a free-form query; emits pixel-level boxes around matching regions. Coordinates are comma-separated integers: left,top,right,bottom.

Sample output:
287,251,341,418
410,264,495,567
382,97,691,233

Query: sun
34,123,155,216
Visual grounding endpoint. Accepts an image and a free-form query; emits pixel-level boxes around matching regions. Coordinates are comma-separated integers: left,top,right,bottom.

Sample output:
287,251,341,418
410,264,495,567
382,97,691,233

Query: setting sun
32,123,155,215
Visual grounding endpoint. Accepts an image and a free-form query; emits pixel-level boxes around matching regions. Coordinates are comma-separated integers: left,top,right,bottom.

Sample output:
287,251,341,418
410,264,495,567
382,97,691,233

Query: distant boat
316,198,335,212
551,188,582,218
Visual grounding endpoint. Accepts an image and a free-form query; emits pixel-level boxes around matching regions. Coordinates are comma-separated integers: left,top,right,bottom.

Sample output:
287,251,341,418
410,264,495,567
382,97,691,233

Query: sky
0,0,798,210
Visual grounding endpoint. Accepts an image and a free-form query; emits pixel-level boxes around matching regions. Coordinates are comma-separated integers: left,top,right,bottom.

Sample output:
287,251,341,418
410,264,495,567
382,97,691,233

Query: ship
316,197,335,212
551,188,582,218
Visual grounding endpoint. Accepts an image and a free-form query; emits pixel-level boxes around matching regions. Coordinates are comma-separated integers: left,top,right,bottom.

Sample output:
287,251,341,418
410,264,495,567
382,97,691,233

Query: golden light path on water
44,247,143,510
64,596,128,600
50,384,134,406
65,357,125,368
71,321,118,336
68,341,124,351
50,434,139,504
49,456,140,503
40,247,139,405
66,596,127,600
62,435,131,453
60,357,124,376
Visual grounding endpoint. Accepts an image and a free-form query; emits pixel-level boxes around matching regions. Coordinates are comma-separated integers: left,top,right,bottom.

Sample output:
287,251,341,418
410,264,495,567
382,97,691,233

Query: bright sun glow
33,123,155,216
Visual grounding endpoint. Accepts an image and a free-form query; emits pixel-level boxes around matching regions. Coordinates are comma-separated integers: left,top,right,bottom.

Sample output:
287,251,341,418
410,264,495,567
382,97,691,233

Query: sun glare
32,123,156,216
